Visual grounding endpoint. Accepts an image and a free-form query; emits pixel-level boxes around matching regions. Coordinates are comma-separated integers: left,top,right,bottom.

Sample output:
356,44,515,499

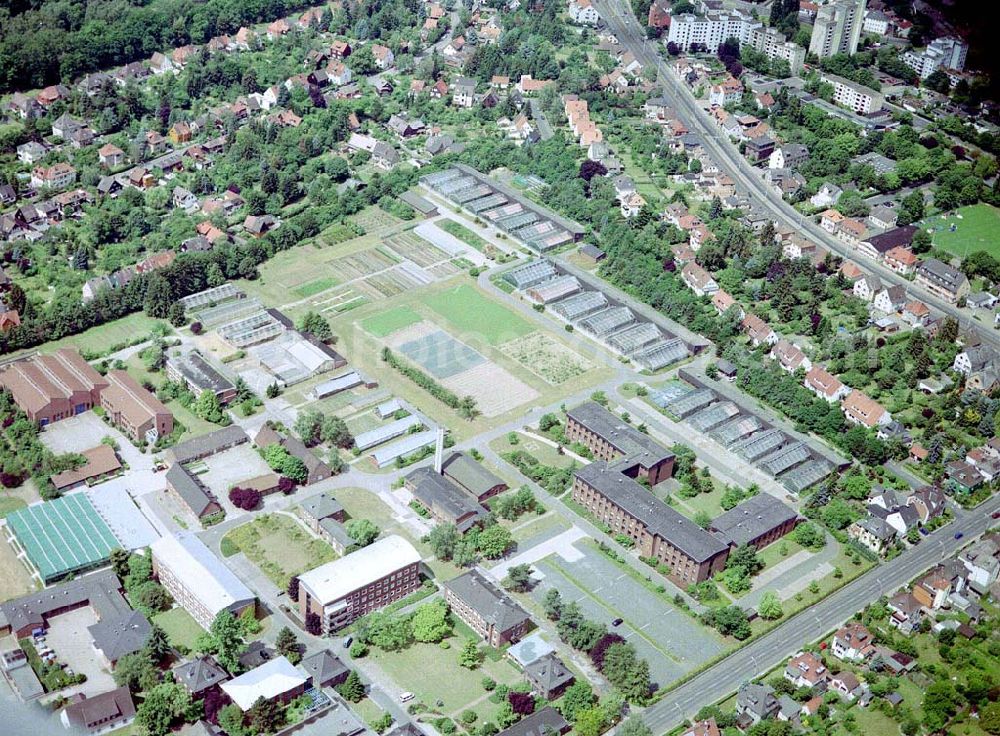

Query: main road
592,0,996,352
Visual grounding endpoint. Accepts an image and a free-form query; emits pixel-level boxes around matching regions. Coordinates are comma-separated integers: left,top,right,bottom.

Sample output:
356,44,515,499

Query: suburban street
592,0,994,349
637,493,1000,732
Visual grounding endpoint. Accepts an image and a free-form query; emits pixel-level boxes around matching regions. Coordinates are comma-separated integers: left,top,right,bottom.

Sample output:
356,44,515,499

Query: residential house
768,144,809,170
30,164,77,190
16,141,47,165
859,225,917,262
98,144,125,169
783,651,828,691
60,687,135,735
868,205,899,230
849,516,896,555
771,340,812,373
873,285,907,314
887,591,924,634
830,672,865,701
568,0,600,25
810,183,843,208
958,537,1000,588
916,259,970,304
947,461,983,495
831,622,876,662
736,683,780,726
620,192,646,219
902,300,930,327
842,390,891,428
884,246,919,275
820,209,844,233
372,44,394,70
681,262,718,297
853,274,881,302
452,77,477,108
712,290,741,317
742,314,777,347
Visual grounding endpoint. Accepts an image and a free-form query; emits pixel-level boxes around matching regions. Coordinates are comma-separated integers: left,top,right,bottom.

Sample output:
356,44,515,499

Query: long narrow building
572,462,729,584
565,401,675,484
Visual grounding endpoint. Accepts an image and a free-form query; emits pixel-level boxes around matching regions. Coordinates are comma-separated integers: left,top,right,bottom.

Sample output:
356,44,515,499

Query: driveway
43,607,116,698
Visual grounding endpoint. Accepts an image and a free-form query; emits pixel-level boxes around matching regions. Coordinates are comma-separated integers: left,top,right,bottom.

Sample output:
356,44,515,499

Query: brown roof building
50,444,122,491
60,687,136,734
0,348,108,426
100,370,173,443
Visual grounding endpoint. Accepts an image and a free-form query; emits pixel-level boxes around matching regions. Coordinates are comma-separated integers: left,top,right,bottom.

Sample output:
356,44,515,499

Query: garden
220,514,337,588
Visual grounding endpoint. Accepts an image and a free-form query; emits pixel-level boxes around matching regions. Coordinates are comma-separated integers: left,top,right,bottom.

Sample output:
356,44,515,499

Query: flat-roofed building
166,350,236,404
0,348,108,426
709,494,799,550
297,535,421,633
100,370,173,443
443,568,531,647
566,401,674,484
151,532,256,629
572,462,729,584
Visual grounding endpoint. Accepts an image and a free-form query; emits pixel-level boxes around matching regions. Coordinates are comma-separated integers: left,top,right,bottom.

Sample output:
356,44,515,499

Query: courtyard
42,606,117,697
220,513,337,589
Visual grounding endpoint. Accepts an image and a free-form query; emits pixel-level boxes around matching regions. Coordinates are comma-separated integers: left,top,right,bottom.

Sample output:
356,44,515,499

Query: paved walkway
487,526,588,579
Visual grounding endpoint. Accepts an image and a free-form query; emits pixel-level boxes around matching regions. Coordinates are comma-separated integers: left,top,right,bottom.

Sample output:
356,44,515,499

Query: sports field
423,284,533,346
923,204,1000,259
6,494,121,582
361,306,423,337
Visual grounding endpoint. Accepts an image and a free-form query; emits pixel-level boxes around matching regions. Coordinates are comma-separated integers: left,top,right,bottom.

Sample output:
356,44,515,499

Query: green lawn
361,306,423,337
367,636,523,716
0,494,27,518
9,313,168,361
153,607,204,650
438,219,489,251
422,284,533,346
758,536,807,569
221,514,337,589
294,277,339,298
669,484,727,520
922,204,1000,260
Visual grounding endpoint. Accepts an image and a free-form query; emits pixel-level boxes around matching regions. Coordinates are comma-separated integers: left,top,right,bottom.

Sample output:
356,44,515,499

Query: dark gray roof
709,494,798,547
523,653,574,694
168,425,249,464
737,683,779,717
575,462,728,562
444,568,531,632
174,656,229,693
441,452,507,498
496,707,568,736
168,351,235,395
918,258,968,293
865,225,917,253
0,569,127,635
300,649,349,686
567,402,673,470
63,686,135,730
407,467,488,533
88,608,151,662
300,492,344,522
166,464,217,517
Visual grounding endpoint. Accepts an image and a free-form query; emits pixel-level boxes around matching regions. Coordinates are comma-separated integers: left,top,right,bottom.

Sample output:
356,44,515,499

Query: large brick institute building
565,402,675,484
566,402,729,585
0,348,107,425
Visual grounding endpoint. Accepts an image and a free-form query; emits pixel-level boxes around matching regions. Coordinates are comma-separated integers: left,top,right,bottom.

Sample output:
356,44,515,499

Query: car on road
612,618,623,627
991,511,1000,519
343,636,353,649
954,532,964,540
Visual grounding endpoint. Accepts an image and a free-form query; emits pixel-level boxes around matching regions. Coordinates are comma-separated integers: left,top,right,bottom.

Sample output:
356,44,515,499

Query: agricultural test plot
383,231,450,268
442,362,539,417
327,248,398,282
501,332,595,385
350,206,404,234
398,329,487,379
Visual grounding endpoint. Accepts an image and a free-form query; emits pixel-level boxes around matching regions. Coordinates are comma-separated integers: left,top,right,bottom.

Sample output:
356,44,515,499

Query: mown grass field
360,306,423,337
422,284,533,346
923,203,1000,259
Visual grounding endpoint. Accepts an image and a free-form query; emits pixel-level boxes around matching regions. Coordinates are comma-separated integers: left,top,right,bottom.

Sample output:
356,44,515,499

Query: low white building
221,657,308,711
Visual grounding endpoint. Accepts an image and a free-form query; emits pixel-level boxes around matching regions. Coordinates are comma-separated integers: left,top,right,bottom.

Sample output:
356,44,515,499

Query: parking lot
196,444,274,515
43,607,116,697
528,542,726,688
38,413,152,472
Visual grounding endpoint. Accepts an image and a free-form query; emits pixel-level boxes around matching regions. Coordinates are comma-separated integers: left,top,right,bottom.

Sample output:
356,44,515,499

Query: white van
399,692,415,703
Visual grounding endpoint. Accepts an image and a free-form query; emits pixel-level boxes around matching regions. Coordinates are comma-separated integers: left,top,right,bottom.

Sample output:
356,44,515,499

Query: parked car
612,618,623,627
954,532,964,540
400,692,415,703
991,511,1000,519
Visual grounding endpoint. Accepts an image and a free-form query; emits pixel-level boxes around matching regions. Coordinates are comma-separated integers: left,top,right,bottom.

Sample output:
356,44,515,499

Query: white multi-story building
809,0,867,58
902,37,968,80
151,532,257,630
667,11,804,74
820,72,884,114
861,9,889,36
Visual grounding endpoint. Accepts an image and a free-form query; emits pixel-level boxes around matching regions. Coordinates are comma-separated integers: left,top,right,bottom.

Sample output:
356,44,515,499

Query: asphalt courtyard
528,543,726,688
